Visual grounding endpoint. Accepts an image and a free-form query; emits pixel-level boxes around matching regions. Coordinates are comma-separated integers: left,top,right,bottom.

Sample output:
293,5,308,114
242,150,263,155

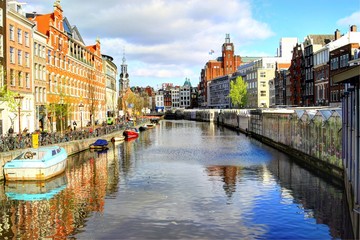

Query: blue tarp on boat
93,139,108,146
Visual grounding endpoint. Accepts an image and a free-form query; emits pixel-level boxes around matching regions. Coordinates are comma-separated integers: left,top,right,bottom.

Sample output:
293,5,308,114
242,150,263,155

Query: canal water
0,120,353,239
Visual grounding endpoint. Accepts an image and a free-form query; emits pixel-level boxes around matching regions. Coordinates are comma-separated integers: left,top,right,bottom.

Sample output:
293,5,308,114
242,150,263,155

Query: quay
0,117,155,180
0,129,125,180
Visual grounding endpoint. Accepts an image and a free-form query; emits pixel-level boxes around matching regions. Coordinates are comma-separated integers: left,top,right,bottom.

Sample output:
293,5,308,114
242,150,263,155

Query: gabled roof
62,17,85,45
62,17,72,37
87,44,98,54
71,25,85,45
306,34,334,45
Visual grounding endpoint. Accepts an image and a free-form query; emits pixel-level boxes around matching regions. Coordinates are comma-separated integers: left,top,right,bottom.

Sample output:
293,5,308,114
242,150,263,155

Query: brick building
199,34,242,107
289,43,305,106
30,1,105,131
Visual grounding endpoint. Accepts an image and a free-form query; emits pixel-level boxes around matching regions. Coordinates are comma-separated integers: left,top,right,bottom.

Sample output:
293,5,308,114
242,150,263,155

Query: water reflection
5,174,67,201
0,149,112,239
0,120,353,239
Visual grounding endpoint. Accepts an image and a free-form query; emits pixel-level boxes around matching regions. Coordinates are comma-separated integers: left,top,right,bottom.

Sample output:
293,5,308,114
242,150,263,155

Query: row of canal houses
197,27,359,109
0,1,118,135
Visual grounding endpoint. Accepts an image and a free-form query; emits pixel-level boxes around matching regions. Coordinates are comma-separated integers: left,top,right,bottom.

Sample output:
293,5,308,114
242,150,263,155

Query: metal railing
0,119,147,153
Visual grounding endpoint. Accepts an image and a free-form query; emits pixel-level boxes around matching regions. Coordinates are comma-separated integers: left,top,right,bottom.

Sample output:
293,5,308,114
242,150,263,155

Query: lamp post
79,102,84,130
14,93,24,139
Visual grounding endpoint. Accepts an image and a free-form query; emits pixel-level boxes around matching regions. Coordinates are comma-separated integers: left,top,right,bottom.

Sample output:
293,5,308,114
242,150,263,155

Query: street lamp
14,93,24,138
60,96,64,133
79,102,84,130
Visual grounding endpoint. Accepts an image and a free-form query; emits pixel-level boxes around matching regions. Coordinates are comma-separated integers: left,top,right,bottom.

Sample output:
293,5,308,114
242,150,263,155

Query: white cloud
24,0,274,86
337,11,360,27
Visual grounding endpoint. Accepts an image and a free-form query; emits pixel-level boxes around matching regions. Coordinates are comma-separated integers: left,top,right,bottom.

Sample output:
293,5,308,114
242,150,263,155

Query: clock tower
222,34,235,75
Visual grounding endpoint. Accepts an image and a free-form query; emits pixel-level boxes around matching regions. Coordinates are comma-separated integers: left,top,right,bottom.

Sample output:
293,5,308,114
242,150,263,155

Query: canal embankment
182,108,343,180
0,129,125,180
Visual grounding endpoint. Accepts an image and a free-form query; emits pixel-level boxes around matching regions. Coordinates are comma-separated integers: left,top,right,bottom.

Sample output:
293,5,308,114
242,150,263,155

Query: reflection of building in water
206,165,241,198
122,141,135,176
0,151,109,239
267,155,353,239
107,144,121,193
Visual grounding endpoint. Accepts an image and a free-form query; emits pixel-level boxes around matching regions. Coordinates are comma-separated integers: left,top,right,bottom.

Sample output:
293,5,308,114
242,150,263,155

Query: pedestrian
8,126,14,135
73,121,77,131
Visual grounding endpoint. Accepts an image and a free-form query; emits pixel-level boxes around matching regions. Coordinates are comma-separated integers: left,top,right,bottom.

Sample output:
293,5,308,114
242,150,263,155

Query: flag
209,49,214,55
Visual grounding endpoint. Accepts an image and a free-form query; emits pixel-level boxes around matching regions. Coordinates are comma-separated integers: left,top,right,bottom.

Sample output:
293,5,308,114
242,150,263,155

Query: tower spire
122,47,126,64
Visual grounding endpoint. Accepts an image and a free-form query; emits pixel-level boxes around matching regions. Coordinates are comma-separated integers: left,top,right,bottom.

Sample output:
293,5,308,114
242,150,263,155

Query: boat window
52,150,56,156
57,148,61,153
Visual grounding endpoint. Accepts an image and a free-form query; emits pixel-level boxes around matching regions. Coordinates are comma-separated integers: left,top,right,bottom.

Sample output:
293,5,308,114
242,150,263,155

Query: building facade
289,43,305,106
31,1,105,131
208,74,231,109
102,54,117,120
6,2,34,133
303,34,334,106
33,29,48,131
180,78,191,108
0,0,6,135
329,26,360,107
199,34,242,107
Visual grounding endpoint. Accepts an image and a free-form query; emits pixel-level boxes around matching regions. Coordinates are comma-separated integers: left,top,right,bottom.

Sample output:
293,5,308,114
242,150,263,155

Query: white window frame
9,25,14,41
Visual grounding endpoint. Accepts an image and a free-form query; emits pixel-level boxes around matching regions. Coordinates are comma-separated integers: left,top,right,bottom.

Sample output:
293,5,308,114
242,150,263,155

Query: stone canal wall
184,108,343,180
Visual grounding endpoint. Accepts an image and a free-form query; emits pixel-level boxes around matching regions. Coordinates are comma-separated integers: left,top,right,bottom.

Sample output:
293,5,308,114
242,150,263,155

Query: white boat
3,146,68,181
111,136,125,142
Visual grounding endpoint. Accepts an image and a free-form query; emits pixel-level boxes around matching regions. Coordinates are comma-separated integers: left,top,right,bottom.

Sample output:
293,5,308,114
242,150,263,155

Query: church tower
119,51,129,93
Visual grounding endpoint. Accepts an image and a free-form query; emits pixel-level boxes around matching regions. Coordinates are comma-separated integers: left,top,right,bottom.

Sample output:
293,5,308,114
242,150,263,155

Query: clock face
226,45,232,51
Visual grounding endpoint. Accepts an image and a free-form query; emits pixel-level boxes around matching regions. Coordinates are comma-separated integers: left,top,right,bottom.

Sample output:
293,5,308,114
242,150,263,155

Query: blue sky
24,0,360,88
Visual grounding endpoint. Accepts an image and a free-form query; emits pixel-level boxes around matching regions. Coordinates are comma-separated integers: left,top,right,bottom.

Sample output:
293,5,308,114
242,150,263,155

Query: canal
0,120,354,239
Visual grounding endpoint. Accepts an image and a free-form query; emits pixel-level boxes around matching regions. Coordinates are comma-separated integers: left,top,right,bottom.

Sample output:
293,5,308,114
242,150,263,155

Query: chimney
350,25,357,32
335,29,341,40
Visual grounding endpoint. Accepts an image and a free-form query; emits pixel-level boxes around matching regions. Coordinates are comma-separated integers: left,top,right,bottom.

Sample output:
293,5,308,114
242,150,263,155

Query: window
0,8,3,27
10,69,15,86
0,34,3,57
10,47,15,63
24,32,29,46
26,73,30,88
47,50,51,64
34,43,38,56
25,52,29,67
260,91,266,97
18,50,22,65
260,81,266,87
17,29,22,44
18,71,23,87
260,72,266,78
35,64,38,79
9,25,14,41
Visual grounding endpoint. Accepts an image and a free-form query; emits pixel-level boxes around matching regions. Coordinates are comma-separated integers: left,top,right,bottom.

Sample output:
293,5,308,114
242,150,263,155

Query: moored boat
111,136,125,142
139,125,148,131
89,139,109,149
146,123,156,129
3,146,68,181
123,128,139,139
150,118,160,124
